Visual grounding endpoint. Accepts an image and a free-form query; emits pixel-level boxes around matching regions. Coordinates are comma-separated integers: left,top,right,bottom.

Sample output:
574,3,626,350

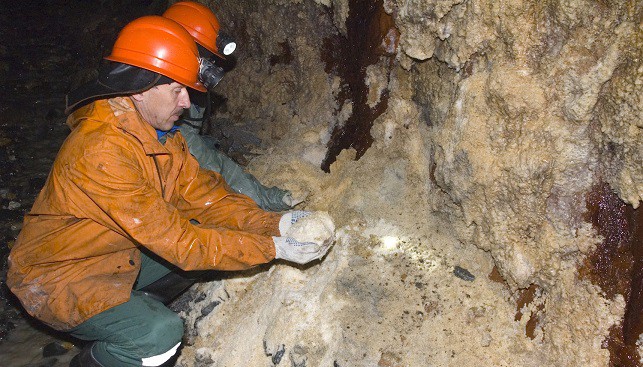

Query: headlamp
198,58,225,91
216,33,237,56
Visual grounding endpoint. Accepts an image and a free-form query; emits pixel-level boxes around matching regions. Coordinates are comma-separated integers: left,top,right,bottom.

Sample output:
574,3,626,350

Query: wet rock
42,341,73,357
0,208,21,221
200,300,221,317
0,313,16,341
221,122,262,156
378,351,402,367
289,345,307,367
194,348,215,366
193,292,207,303
270,343,285,365
177,0,641,364
5,201,21,210
168,287,202,313
34,357,58,367
453,266,475,282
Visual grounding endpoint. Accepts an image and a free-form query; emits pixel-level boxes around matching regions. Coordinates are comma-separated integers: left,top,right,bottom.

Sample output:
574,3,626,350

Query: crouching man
7,16,332,367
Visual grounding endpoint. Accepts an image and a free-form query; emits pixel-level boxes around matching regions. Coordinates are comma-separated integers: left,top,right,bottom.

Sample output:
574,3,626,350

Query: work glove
272,236,331,264
275,210,336,265
281,192,307,208
279,210,312,236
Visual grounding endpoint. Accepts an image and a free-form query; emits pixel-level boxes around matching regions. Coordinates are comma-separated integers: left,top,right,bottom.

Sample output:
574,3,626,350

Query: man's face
131,82,191,131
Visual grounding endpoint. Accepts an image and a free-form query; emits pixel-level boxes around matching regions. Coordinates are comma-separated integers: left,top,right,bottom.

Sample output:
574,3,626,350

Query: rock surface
174,0,642,366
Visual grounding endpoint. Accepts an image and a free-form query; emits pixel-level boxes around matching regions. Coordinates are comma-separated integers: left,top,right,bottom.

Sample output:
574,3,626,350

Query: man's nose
178,88,190,109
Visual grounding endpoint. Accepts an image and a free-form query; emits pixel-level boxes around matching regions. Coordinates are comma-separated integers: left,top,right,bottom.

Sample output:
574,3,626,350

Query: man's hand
272,237,331,264
281,192,307,208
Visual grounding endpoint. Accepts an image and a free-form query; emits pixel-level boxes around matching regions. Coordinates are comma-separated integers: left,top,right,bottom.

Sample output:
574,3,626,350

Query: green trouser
68,253,184,366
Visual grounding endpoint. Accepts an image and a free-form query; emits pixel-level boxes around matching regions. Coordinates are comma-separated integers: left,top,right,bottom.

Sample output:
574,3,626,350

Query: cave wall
403,0,642,289
175,0,642,365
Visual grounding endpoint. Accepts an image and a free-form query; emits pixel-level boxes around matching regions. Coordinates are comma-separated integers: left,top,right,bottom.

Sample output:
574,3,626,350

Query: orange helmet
163,1,236,58
105,15,206,92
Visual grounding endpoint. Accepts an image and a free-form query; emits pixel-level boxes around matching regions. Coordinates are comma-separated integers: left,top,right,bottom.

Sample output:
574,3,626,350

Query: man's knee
89,310,184,366
123,311,184,366
141,310,184,354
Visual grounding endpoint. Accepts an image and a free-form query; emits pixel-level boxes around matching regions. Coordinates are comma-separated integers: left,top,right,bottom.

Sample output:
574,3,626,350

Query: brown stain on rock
623,206,643,346
320,0,398,172
605,325,643,367
580,182,642,366
488,265,506,284
525,303,545,340
515,285,538,322
514,284,545,340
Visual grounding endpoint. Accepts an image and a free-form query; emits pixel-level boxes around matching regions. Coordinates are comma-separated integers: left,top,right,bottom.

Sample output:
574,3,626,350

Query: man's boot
138,272,196,305
69,343,103,367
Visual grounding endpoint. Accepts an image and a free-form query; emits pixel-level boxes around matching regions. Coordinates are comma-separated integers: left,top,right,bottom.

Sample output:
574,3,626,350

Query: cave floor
173,214,530,366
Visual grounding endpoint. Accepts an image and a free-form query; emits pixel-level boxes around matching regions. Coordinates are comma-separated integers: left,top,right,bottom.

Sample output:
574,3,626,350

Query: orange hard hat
163,1,234,58
105,15,206,92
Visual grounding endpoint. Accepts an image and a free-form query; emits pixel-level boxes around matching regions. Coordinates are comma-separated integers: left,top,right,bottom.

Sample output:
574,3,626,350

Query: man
163,1,298,212
7,16,332,367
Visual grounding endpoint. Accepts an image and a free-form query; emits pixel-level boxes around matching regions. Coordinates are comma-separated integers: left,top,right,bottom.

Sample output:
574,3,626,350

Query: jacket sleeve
179,126,292,212
176,162,283,238
70,146,278,271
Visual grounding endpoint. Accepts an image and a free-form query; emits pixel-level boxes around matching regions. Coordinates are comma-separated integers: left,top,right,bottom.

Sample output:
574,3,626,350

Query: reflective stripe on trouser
69,291,184,366
142,342,181,366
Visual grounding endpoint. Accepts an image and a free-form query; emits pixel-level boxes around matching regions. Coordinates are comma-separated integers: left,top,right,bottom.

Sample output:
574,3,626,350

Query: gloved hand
282,192,307,208
272,236,331,264
279,210,312,236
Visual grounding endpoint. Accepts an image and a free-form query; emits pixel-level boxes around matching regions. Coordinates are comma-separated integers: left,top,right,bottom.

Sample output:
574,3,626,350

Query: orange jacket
7,97,280,330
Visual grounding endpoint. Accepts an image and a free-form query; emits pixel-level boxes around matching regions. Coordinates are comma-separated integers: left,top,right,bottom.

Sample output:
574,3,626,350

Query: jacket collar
68,97,171,155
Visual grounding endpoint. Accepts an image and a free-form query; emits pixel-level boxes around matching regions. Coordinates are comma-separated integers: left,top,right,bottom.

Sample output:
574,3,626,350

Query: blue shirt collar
156,125,180,141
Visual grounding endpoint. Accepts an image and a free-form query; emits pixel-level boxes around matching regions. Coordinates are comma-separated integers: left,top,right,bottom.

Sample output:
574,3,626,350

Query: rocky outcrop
176,0,642,365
